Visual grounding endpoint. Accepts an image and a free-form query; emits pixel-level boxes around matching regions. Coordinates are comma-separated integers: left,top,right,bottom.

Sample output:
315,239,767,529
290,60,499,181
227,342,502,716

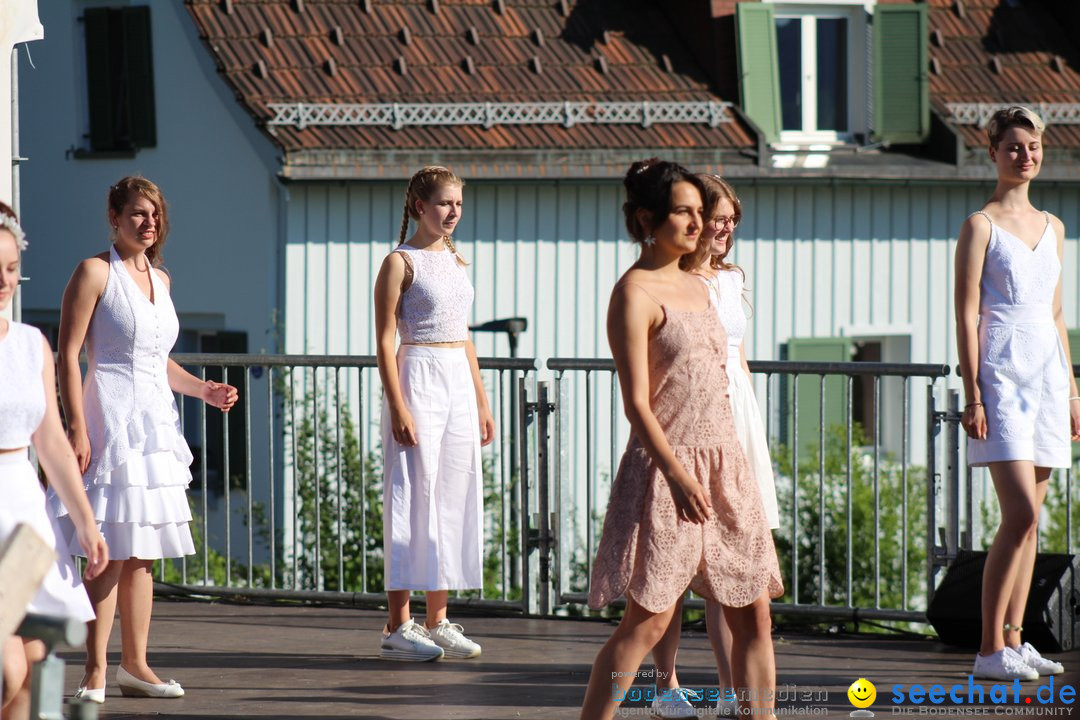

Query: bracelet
1070,396,1080,402
964,402,983,409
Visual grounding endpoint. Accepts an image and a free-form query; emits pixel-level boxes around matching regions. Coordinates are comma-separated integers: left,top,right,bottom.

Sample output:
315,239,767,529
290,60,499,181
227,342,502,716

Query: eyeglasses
711,216,739,229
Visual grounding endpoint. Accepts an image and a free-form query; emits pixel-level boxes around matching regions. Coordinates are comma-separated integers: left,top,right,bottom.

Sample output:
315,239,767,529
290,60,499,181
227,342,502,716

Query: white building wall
17,1,281,349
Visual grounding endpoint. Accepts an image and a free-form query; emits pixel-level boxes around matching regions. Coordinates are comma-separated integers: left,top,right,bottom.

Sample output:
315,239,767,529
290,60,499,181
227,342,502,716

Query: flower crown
0,213,26,250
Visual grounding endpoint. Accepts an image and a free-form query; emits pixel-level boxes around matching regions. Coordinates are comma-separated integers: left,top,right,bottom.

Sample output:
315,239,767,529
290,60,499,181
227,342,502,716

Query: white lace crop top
394,243,474,344
0,321,46,448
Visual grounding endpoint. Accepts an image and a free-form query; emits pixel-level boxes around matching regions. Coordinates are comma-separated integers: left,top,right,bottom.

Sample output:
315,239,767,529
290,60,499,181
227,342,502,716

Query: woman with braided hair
373,165,495,662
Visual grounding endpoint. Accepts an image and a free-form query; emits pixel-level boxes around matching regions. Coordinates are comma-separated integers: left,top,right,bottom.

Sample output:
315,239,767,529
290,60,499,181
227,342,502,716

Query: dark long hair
622,158,707,260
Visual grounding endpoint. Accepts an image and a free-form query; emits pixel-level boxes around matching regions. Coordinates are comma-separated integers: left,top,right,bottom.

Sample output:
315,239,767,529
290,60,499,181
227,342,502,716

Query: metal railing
155,353,1078,623
547,358,956,622
161,353,537,613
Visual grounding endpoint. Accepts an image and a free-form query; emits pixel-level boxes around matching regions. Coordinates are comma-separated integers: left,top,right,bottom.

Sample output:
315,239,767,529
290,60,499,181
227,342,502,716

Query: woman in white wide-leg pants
374,165,495,663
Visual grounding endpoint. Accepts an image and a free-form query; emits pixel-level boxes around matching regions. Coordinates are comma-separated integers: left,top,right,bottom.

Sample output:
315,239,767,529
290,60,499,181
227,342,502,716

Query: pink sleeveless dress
588,303,783,612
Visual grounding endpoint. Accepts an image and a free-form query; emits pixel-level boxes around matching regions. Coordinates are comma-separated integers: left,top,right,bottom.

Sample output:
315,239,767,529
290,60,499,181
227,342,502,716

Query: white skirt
729,367,780,529
0,450,94,622
968,317,1072,468
382,345,483,591
55,447,195,560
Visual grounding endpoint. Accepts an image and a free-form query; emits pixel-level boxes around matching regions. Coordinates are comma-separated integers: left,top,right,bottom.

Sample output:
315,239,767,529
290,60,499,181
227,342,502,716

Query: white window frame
773,3,872,145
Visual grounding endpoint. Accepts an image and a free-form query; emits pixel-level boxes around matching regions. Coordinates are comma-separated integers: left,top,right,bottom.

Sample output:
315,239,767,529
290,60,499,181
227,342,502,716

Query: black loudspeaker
927,550,1080,652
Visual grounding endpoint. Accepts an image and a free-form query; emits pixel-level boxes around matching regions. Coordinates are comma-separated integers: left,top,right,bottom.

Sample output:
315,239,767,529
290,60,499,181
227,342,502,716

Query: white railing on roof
265,101,734,130
945,102,1080,127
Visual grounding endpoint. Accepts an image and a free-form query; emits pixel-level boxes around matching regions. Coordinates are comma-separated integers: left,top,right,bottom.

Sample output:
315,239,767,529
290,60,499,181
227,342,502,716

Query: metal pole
945,390,960,559
11,47,23,321
926,385,940,604
535,381,552,615
517,376,532,614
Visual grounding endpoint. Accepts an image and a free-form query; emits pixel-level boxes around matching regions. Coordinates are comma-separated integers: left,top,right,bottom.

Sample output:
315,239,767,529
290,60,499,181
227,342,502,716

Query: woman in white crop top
56,177,238,703
0,202,108,718
373,166,495,662
955,107,1077,682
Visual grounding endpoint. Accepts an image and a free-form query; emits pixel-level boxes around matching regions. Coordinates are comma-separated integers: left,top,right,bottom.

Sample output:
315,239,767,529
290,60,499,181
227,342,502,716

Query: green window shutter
84,8,115,152
1068,329,1080,369
736,2,781,144
872,4,929,144
122,6,156,149
785,337,851,458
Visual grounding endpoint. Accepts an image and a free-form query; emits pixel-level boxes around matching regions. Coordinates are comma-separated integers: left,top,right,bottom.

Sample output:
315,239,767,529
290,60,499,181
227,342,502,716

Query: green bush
771,423,927,612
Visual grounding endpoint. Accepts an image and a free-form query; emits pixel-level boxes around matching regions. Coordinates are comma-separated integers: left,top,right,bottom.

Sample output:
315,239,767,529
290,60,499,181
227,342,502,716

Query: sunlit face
110,194,160,253
704,196,737,257
0,230,19,313
990,126,1042,182
651,181,703,256
416,183,463,239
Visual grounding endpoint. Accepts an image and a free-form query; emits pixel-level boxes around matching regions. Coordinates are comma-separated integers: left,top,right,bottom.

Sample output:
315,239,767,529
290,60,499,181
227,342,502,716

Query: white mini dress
967,211,1071,468
0,322,94,622
52,246,196,559
705,270,780,529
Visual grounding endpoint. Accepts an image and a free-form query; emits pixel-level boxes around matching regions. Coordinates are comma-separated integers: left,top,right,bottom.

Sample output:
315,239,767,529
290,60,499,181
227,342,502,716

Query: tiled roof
185,0,756,157
928,0,1080,148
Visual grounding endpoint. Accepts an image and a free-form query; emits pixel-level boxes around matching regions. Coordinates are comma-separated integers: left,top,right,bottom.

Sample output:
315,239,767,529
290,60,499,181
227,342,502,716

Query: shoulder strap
969,210,993,225
617,281,665,308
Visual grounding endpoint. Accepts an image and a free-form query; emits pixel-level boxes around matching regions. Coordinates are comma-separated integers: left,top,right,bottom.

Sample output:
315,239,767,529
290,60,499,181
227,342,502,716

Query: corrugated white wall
283,179,1080,370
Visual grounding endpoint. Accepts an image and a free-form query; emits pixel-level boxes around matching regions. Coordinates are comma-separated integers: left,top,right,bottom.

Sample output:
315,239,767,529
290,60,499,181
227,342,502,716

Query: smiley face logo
847,678,876,709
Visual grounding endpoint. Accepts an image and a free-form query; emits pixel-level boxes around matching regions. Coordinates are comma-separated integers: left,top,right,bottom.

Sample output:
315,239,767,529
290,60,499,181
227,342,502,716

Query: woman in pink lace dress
580,160,783,720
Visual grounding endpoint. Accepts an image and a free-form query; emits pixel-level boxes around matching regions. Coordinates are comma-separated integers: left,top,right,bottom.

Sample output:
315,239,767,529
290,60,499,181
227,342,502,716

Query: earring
643,234,655,246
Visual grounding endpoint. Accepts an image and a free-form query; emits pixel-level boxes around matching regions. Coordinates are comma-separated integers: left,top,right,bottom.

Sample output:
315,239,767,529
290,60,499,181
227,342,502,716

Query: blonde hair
399,165,468,265
108,176,170,268
986,106,1045,148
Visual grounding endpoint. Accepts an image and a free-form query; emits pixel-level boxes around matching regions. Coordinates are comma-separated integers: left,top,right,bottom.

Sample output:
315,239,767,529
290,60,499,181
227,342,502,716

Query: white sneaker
651,687,699,717
716,689,738,716
428,619,482,659
380,619,444,661
1015,642,1064,676
973,647,1038,681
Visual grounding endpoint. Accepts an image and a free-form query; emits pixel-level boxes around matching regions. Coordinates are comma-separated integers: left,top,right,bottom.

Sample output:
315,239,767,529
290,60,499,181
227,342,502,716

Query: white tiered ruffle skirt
54,429,195,560
0,450,95,622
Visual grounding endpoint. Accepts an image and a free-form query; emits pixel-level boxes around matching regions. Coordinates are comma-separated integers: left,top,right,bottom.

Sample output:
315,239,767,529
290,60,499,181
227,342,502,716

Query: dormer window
776,8,863,142
737,0,929,147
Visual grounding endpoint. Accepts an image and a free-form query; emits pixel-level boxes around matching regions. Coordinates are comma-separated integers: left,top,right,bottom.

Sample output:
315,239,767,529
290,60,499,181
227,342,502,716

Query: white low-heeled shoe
116,666,185,698
73,685,105,704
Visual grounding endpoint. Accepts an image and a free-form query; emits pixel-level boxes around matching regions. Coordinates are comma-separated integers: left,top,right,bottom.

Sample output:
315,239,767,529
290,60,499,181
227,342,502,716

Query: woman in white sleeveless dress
373,166,496,662
649,175,779,717
0,201,107,718
55,177,237,703
955,107,1078,682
